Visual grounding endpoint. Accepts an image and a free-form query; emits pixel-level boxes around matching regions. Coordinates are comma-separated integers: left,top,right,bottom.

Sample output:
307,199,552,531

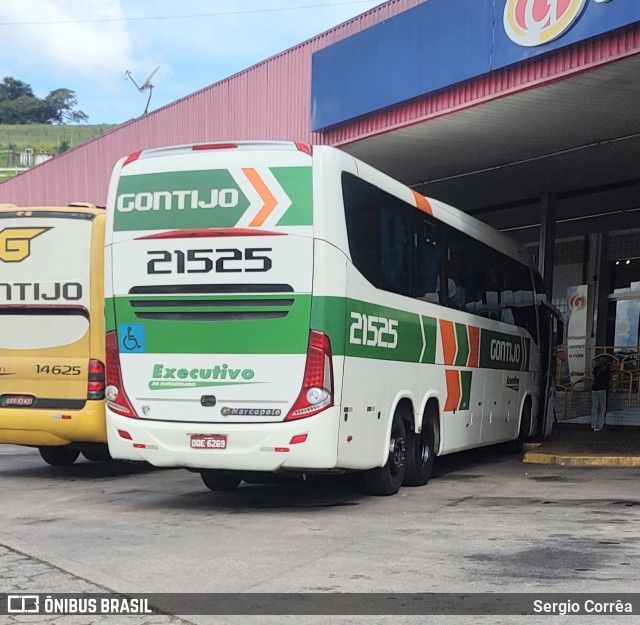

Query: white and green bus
104,141,560,495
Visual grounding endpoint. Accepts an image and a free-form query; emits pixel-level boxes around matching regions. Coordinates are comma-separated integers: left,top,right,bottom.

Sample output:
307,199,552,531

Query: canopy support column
538,192,557,298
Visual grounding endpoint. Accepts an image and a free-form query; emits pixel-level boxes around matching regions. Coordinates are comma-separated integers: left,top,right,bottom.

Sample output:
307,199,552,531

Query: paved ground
0,544,188,624
0,444,639,625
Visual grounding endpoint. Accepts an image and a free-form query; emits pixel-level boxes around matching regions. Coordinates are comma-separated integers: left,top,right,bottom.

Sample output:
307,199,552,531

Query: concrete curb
523,451,640,467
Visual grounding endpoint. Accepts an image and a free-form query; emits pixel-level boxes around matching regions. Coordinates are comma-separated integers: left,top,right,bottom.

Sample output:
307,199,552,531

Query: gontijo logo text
0,227,49,262
113,167,301,232
504,0,588,47
116,188,240,212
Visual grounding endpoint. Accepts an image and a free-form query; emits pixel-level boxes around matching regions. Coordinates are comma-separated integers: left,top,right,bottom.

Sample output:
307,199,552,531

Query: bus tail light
105,331,138,418
87,359,105,400
122,150,141,166
294,141,312,155
192,143,238,151
285,331,333,421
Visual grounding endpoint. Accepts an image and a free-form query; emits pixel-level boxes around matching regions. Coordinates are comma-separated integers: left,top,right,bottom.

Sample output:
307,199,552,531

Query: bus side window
475,272,500,320
343,173,385,290
413,217,444,304
380,205,412,297
343,172,414,298
445,228,483,311
500,265,538,342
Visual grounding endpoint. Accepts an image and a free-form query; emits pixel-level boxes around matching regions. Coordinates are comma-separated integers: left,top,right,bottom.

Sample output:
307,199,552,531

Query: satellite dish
125,66,160,115
139,66,160,92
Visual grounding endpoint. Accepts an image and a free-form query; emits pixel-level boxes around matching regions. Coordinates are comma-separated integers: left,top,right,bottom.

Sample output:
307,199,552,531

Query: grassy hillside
0,124,114,171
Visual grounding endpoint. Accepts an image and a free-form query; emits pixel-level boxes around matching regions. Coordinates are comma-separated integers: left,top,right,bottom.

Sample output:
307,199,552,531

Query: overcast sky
0,0,384,125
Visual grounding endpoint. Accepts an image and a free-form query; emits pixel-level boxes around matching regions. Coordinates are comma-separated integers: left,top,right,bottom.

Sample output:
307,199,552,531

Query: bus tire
403,411,436,487
82,445,112,462
363,411,406,496
200,470,242,492
39,446,80,466
500,399,532,455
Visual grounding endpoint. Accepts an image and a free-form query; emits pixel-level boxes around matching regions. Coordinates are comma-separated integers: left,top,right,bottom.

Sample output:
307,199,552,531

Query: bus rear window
0,310,89,350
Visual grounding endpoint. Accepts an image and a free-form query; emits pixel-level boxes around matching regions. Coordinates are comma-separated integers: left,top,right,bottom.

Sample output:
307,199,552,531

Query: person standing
591,357,610,431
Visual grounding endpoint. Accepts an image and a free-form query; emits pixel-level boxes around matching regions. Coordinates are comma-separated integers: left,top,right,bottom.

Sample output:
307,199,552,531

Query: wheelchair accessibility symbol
119,323,145,353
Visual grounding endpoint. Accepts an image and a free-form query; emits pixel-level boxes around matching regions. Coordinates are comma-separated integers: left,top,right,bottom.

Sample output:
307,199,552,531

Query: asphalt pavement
1,444,639,625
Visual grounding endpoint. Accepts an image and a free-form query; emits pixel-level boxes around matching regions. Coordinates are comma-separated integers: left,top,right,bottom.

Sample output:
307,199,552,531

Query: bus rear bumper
0,402,107,447
106,408,340,472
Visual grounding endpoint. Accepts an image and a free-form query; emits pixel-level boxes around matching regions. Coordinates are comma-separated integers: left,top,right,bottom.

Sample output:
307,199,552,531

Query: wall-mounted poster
613,281,640,353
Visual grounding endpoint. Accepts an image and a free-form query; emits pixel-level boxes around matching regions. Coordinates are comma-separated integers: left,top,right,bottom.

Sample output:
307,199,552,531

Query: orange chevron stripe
243,168,277,227
468,325,480,368
412,190,433,215
439,319,456,365
444,370,461,412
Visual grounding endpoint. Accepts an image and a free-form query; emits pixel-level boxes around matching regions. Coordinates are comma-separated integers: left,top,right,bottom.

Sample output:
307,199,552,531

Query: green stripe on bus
454,323,469,367
108,292,533,368
460,370,472,411
479,329,530,371
421,316,437,365
113,170,250,232
310,296,426,362
272,167,313,226
113,166,313,232
343,299,423,362
310,296,347,352
112,293,312,354
105,297,116,332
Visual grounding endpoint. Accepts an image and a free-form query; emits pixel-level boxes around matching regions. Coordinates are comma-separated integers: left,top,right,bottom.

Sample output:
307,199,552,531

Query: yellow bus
0,203,108,465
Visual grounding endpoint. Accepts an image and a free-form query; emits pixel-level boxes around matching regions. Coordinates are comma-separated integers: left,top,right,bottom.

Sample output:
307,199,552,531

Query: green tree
41,88,88,124
0,77,34,101
0,77,88,124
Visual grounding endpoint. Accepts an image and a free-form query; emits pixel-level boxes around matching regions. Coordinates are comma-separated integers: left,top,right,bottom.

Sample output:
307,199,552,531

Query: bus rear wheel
39,446,80,466
82,445,112,462
200,470,242,492
363,412,406,496
403,412,435,487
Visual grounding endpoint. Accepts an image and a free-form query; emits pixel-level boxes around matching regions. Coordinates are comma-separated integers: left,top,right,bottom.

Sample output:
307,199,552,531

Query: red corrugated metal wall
1,1,639,206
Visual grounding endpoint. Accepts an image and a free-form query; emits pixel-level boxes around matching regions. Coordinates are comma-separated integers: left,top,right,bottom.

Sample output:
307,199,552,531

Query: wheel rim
388,428,406,478
420,433,431,466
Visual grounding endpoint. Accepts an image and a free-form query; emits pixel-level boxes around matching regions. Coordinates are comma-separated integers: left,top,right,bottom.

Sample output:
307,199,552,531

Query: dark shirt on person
592,361,610,391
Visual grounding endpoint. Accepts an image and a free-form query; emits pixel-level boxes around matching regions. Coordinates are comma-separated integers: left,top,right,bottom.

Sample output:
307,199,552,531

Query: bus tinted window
343,173,413,297
342,172,537,341
343,173,445,300
413,216,444,304
501,264,538,342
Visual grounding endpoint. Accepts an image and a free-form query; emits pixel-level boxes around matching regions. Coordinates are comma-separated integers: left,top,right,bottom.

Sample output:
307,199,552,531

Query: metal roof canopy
342,54,640,243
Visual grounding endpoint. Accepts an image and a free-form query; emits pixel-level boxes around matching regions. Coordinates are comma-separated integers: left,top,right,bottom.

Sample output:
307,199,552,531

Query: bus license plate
190,434,227,450
1,395,34,407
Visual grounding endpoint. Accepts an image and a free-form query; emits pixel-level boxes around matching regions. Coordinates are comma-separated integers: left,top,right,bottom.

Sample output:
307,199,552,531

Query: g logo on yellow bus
504,0,587,47
0,227,50,262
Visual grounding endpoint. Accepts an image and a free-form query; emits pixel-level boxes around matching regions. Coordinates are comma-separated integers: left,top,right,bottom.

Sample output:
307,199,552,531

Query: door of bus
539,302,564,437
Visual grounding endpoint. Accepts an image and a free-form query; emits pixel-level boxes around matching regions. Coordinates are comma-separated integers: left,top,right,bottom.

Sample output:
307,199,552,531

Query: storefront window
607,258,640,352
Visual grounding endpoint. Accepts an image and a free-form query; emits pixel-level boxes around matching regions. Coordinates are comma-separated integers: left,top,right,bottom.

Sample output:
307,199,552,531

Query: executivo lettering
117,189,240,212
149,363,255,390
